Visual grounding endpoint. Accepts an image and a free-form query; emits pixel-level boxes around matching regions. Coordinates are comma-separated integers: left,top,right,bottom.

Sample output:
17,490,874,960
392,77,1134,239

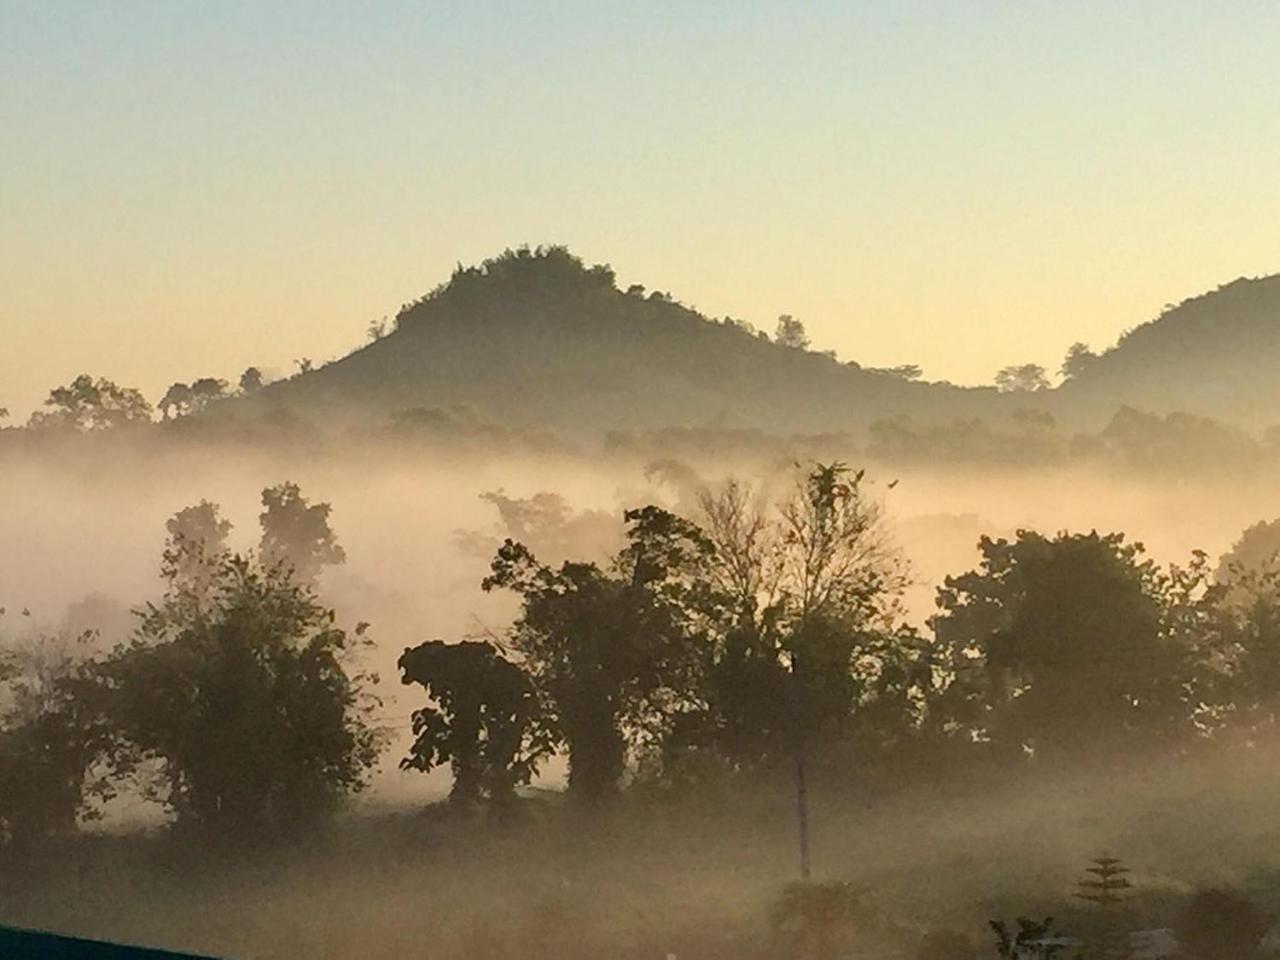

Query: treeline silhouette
10,465,1280,957
10,367,1280,481
7,463,1280,850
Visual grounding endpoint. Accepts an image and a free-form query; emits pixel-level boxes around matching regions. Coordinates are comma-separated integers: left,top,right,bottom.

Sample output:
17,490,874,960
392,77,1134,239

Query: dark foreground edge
0,926,218,959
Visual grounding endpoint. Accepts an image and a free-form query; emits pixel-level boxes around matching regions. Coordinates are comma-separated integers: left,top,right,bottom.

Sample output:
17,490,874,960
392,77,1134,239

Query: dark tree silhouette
1060,341,1097,380
189,377,229,411
932,531,1198,759
482,506,711,802
398,640,551,812
158,382,194,419
682,466,915,772
96,555,376,839
29,374,153,431
259,482,346,586
994,363,1050,393
1217,519,1280,587
774,314,810,350
238,367,265,395
0,631,115,845
162,501,232,609
97,555,380,841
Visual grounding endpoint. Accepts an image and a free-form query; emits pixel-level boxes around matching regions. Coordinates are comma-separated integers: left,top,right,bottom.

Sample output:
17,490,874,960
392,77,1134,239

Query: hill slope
256,248,1014,438
1062,275,1280,429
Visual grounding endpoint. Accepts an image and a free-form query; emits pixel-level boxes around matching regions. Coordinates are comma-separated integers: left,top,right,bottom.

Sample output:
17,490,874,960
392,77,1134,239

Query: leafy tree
259,482,346,586
682,466,914,771
0,632,115,845
775,315,811,350
1216,519,1280,587
158,382,194,419
1194,560,1280,732
994,364,1050,393
29,374,153,431
482,507,712,802
455,490,620,567
1175,888,1268,960
1060,341,1098,381
189,377,229,411
1072,407,1260,475
398,640,551,812
932,531,1198,760
239,367,265,395
163,501,233,609
97,554,380,840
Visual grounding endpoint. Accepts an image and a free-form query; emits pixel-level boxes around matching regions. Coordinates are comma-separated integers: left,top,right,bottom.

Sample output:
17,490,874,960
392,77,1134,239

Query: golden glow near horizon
4,2,1279,419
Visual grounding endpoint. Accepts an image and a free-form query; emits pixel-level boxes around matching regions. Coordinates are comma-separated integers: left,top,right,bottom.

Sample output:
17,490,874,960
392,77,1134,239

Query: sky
3,0,1279,419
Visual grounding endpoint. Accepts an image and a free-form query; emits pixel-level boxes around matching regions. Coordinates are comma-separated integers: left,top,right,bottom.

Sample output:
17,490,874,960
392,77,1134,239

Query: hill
1061,275,1280,429
252,247,1015,439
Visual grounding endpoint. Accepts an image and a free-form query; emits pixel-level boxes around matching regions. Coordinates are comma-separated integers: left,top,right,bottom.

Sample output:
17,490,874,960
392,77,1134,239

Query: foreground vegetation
6,451,1280,956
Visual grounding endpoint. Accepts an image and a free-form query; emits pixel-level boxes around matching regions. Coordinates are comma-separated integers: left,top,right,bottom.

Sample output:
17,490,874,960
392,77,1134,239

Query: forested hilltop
240,246,1020,436
246,247,1280,437
5,248,1280,460
1060,274,1280,429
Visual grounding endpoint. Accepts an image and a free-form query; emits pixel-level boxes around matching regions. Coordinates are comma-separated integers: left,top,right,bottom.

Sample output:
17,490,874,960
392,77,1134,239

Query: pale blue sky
4,1,1279,417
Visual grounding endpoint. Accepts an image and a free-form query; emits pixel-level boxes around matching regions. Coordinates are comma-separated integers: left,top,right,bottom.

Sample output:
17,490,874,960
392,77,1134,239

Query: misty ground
5,741,1280,959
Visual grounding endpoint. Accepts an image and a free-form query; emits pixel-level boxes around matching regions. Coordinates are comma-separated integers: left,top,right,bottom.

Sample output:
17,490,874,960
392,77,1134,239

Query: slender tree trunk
792,649,811,880
795,748,811,880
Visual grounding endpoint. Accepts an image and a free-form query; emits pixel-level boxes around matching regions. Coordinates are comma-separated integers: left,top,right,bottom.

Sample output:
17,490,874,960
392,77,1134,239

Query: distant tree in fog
453,490,621,567
994,363,1050,393
29,374,152,431
259,482,346,586
1060,341,1098,381
189,377,229,411
158,382,193,419
399,640,551,813
158,378,228,420
238,367,265,395
163,501,233,610
1216,518,1280,587
774,314,810,350
98,554,380,840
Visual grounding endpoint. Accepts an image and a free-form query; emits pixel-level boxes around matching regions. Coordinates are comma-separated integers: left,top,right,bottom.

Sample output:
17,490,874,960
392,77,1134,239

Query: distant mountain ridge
252,248,1280,437
1062,275,1280,429
256,247,1016,437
